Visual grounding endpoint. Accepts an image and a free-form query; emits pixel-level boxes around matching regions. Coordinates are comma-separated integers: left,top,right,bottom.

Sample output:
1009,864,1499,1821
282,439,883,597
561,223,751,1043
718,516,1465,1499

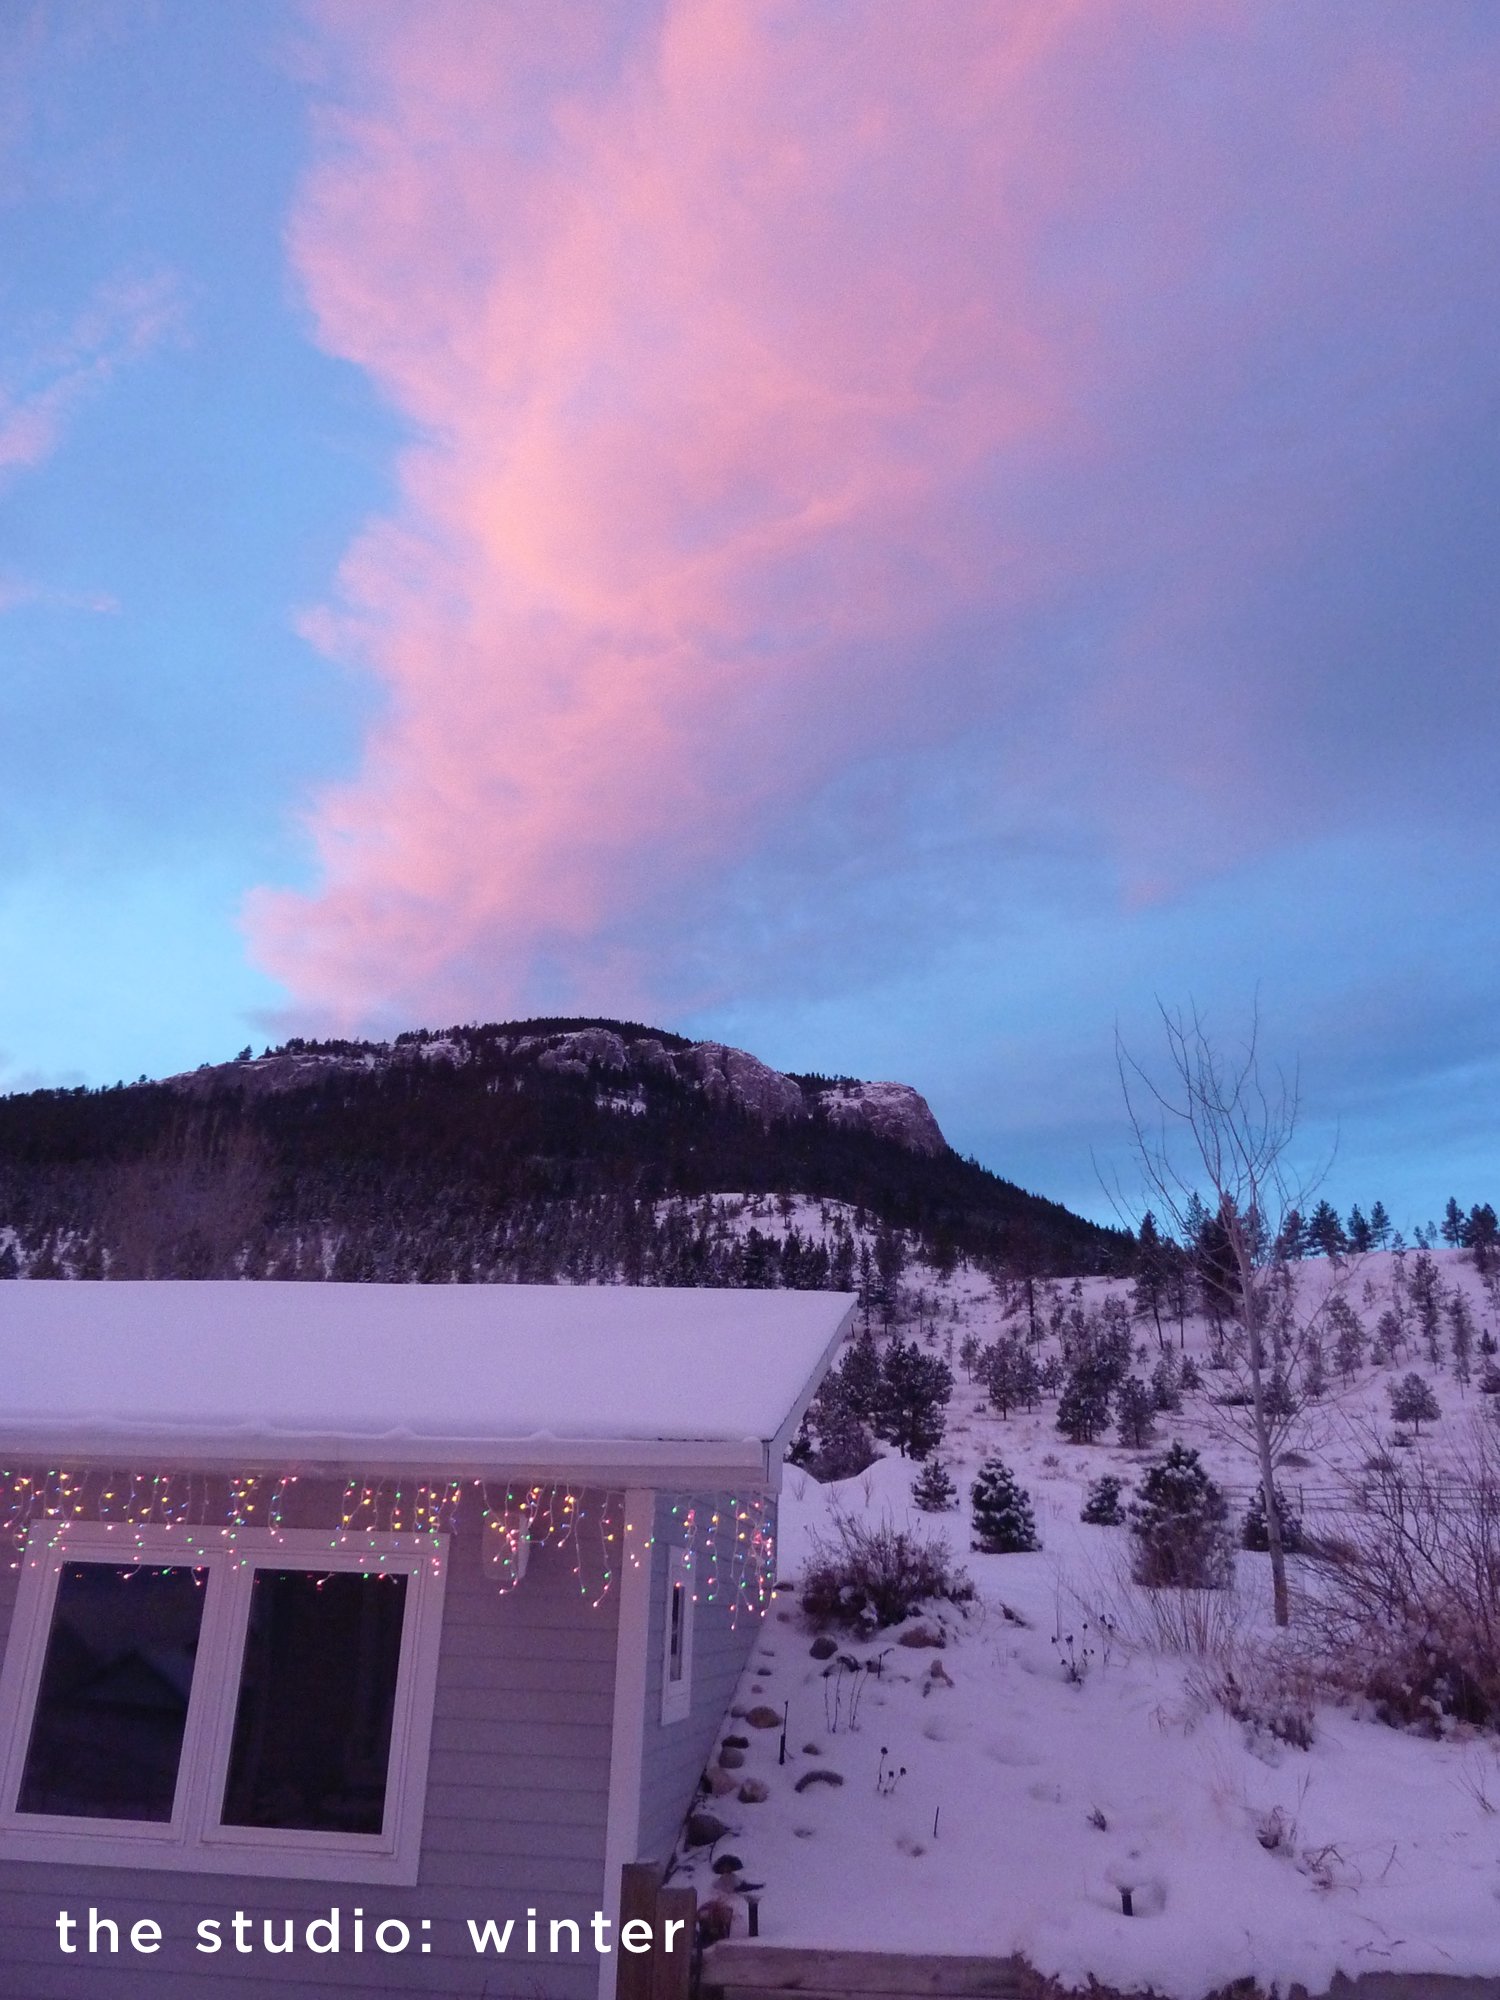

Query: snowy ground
671,1215,1500,1996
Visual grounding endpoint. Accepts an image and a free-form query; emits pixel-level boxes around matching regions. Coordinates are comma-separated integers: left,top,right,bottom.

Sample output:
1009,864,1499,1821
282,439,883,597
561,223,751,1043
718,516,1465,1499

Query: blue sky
2,1,1498,1234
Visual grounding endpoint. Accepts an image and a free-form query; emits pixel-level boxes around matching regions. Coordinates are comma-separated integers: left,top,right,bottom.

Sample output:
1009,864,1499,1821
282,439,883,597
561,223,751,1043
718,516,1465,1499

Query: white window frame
0,1521,447,1884
659,1543,695,1724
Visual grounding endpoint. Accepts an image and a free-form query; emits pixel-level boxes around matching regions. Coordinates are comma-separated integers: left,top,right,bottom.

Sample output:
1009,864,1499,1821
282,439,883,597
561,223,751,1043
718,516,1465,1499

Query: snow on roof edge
0,1282,856,1480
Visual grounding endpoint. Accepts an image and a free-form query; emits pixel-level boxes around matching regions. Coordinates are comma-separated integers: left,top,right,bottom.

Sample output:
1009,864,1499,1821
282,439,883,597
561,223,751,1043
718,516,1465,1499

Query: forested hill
0,1018,1132,1283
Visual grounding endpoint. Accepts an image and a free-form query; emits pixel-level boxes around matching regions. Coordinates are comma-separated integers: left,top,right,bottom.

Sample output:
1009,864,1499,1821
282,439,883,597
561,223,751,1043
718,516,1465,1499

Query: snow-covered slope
671,1233,1500,1995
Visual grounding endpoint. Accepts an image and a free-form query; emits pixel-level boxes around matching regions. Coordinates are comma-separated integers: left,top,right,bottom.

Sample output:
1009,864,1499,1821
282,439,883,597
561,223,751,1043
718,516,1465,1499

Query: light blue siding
635,1494,776,1868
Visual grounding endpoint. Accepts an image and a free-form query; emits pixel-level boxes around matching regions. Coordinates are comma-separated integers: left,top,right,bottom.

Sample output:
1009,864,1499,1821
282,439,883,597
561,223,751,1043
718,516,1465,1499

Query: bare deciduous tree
1115,1004,1326,1627
103,1122,271,1279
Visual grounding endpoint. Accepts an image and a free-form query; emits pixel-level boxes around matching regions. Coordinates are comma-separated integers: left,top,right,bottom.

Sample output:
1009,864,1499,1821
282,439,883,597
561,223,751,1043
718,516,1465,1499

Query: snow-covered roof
0,1282,854,1486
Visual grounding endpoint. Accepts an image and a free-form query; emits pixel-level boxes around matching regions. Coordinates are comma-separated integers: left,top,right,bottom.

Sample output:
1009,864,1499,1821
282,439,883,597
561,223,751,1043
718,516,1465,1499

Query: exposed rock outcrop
163,1021,949,1155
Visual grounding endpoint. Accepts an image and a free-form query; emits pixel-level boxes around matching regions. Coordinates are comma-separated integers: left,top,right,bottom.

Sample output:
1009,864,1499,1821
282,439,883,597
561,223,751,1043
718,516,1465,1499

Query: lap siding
635,1492,774,1867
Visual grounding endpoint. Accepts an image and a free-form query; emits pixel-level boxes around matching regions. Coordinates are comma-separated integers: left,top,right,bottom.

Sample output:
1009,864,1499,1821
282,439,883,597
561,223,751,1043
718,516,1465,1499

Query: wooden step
701,1946,1024,2000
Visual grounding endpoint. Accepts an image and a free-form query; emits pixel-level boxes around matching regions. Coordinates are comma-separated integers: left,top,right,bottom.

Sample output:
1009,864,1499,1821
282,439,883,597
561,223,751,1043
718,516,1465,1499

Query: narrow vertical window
659,1546,694,1724
668,1581,686,1683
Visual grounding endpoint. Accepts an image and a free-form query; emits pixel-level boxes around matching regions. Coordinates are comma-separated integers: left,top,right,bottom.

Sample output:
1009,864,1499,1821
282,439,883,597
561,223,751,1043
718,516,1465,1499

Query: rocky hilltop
0,1017,1131,1281
165,1022,949,1156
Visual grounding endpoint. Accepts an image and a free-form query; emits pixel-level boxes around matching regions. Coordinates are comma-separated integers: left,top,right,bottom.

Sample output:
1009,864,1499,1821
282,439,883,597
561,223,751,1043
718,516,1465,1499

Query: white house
0,1281,851,1997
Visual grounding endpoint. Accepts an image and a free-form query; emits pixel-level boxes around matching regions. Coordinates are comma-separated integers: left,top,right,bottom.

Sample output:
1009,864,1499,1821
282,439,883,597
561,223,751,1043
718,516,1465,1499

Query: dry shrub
1306,1415,1500,1730
1070,1539,1253,1661
1212,1650,1317,1750
799,1510,973,1632
1124,1582,1249,1659
1072,1547,1315,1743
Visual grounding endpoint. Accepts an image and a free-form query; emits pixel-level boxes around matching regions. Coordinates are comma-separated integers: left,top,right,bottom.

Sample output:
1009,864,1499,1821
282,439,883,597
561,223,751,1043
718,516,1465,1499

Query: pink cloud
249,0,1500,1026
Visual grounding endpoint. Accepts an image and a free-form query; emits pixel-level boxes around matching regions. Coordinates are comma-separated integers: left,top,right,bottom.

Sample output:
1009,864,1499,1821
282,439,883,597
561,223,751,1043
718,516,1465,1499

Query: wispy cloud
0,574,120,614
247,0,1500,1030
0,269,183,479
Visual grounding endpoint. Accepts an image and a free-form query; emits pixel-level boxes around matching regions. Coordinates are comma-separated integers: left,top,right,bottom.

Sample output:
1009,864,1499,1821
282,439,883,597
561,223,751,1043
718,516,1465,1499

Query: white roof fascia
0,1428,769,1490
761,1298,857,1488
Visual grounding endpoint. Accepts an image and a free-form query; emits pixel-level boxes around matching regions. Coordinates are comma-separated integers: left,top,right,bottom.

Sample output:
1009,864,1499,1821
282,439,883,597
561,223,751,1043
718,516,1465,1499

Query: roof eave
0,1428,773,1490
763,1298,857,1489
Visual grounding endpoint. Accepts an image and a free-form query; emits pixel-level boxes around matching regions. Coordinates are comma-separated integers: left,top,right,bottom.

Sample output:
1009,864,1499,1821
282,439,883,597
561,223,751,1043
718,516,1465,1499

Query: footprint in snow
984,1737,1043,1767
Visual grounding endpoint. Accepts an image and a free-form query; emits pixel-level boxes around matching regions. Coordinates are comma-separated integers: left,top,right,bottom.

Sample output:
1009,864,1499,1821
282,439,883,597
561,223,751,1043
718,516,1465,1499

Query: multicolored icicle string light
0,1470,774,1618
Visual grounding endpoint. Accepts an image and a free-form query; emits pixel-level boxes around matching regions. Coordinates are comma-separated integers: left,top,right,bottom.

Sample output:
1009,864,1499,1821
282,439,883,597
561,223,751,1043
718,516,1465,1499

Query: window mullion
174,1552,252,1847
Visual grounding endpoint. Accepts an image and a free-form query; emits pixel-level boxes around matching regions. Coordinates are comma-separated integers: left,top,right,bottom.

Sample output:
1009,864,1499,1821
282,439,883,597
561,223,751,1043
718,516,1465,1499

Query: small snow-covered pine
1080,1473,1126,1525
911,1457,958,1512
970,1455,1040,1553
1127,1441,1233,1588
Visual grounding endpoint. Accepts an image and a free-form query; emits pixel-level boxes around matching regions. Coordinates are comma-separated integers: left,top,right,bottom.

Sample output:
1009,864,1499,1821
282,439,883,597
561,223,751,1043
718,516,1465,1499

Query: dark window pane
220,1569,407,1835
17,1564,207,1821
669,1581,685,1681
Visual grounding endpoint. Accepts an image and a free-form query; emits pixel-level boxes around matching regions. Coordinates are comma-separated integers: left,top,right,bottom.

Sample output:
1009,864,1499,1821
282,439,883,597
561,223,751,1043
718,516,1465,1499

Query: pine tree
1276,1209,1307,1260
1193,1200,1242,1320
982,1336,1039,1419
874,1340,952,1459
970,1456,1040,1553
811,1400,879,1481
1242,1482,1304,1553
1373,1307,1405,1364
1469,1204,1500,1274
1447,1288,1475,1388
1132,1211,1171,1347
1115,1377,1158,1450
1307,1201,1348,1260
911,1458,958,1512
836,1328,883,1420
873,1226,906,1330
1081,1474,1126,1525
1369,1200,1392,1248
1388,1372,1440,1435
1410,1251,1443,1364
1128,1443,1233,1588
1442,1197,1466,1248
1302,1335,1328,1401
1328,1296,1366,1381
1056,1364,1112,1444
1346,1206,1373,1253
1150,1349,1182,1412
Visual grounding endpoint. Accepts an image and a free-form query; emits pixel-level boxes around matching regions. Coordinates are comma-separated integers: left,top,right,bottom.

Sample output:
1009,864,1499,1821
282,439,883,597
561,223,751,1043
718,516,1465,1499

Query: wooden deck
698,1943,1500,2000
701,1945,1024,2000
